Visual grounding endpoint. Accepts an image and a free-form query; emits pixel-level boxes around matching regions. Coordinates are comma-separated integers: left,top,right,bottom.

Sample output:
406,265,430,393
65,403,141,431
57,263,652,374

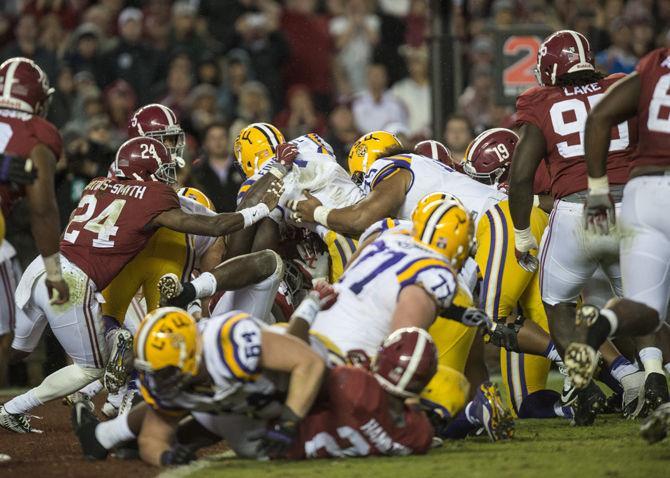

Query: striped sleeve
216,312,263,382
364,155,413,191
358,217,403,244
396,257,457,308
236,177,256,205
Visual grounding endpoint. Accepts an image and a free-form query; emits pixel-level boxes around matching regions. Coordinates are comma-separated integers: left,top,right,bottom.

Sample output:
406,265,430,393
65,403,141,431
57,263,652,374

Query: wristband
191,272,217,299
313,206,331,228
43,253,63,282
268,163,288,179
587,175,610,195
513,227,536,251
291,294,320,326
240,203,270,228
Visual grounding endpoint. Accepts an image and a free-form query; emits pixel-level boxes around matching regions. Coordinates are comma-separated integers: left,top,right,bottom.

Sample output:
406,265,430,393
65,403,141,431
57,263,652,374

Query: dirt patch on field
0,395,224,478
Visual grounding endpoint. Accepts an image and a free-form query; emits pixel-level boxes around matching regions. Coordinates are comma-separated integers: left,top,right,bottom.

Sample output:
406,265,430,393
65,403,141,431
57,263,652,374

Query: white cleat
621,370,646,418
564,343,598,390
0,405,42,434
63,392,95,413
101,401,118,419
103,328,133,394
158,273,182,306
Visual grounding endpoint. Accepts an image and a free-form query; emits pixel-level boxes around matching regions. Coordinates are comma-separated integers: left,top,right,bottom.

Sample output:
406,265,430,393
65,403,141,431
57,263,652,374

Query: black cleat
638,372,670,418
71,401,108,460
571,381,606,426
602,392,623,415
641,402,670,444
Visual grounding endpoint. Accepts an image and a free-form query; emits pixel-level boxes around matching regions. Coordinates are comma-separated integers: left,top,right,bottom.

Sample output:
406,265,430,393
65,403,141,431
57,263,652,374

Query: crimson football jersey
632,48,670,169
516,74,636,198
286,366,433,459
60,177,180,290
0,109,62,215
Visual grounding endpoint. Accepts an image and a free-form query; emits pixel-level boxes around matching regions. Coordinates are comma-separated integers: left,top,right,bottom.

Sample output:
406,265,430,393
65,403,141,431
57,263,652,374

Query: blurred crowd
0,0,668,265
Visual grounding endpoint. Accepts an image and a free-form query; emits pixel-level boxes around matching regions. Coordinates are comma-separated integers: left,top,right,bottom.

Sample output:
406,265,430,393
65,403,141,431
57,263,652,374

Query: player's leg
160,249,284,323
0,256,18,387
190,411,265,458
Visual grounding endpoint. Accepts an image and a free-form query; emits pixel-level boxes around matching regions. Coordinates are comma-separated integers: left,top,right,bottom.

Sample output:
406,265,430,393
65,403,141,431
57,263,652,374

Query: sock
4,389,43,415
664,362,670,375
639,347,664,377
609,355,639,382
95,413,136,449
79,380,103,398
440,408,477,439
6,364,100,414
192,272,217,299
553,401,574,419
518,390,564,419
597,366,623,394
586,314,614,349
543,342,563,364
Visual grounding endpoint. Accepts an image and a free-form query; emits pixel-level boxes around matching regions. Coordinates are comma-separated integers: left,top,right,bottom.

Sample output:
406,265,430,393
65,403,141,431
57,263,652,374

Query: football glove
160,444,196,466
583,192,615,236
0,154,37,185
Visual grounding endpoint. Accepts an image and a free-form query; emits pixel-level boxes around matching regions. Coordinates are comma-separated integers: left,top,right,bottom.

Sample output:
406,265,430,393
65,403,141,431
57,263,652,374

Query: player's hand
584,193,615,235
252,407,300,458
276,142,299,169
46,278,70,305
160,444,196,466
462,307,493,329
260,178,285,211
288,191,322,224
0,155,37,186
513,227,539,273
311,280,338,310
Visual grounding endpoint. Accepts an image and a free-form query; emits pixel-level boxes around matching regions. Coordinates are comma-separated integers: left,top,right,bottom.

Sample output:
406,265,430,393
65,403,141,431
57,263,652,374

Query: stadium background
0,0,667,387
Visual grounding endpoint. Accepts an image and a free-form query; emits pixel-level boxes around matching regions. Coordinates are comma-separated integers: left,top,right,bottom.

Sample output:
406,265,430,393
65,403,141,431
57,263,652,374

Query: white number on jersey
0,123,13,152
305,427,371,458
63,195,127,248
549,94,629,158
648,73,670,133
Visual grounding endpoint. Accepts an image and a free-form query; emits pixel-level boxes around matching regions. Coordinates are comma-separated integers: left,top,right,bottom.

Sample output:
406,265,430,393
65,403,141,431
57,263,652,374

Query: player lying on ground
566,46,670,413
0,136,287,434
71,291,333,465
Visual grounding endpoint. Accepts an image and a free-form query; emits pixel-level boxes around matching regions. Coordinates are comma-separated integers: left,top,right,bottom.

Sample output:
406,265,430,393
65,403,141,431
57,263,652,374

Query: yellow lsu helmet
347,131,402,180
234,122,285,178
134,307,202,397
411,192,474,270
178,187,215,211
420,365,471,419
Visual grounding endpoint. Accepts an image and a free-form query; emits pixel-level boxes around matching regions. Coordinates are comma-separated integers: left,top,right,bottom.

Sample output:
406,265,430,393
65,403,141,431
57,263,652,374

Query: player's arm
138,407,191,467
25,144,69,303
260,330,327,419
508,122,546,271
390,285,438,331
585,72,640,179
291,170,411,236
583,73,640,235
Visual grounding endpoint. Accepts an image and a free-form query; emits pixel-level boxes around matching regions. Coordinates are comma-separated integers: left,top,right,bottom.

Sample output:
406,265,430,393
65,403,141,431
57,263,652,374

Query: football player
507,31,634,373
568,45,670,409
231,123,364,282
0,136,285,434
72,300,329,466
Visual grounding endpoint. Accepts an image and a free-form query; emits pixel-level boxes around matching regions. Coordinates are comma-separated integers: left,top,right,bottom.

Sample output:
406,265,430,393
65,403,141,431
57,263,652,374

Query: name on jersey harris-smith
85,178,147,199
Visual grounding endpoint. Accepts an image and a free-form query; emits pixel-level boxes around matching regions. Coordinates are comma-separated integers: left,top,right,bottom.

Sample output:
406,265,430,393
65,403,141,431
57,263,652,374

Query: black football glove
166,282,196,309
0,154,37,186
253,407,300,458
160,443,196,466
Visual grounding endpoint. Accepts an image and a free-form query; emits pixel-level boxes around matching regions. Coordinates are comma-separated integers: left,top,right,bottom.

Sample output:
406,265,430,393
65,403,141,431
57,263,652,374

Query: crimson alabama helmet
414,140,453,165
373,327,438,398
463,128,518,186
128,103,186,165
535,30,594,86
110,136,177,184
0,57,54,116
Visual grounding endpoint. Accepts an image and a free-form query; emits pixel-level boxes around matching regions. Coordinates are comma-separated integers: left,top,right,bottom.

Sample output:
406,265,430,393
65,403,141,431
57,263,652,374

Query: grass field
161,374,670,478
162,417,669,478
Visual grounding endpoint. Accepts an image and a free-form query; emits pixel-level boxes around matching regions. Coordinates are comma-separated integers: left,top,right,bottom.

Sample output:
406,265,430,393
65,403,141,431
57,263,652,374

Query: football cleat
0,405,42,434
71,401,108,460
640,402,670,444
118,389,141,417
101,401,118,419
571,381,606,426
103,328,134,394
621,370,645,418
158,273,183,306
470,382,514,441
559,365,579,407
564,342,598,390
639,372,670,417
63,392,95,414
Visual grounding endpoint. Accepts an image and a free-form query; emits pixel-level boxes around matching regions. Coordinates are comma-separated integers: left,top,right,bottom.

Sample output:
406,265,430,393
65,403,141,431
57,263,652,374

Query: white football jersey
179,195,217,264
140,311,279,416
312,232,458,355
238,134,364,237
362,153,506,224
